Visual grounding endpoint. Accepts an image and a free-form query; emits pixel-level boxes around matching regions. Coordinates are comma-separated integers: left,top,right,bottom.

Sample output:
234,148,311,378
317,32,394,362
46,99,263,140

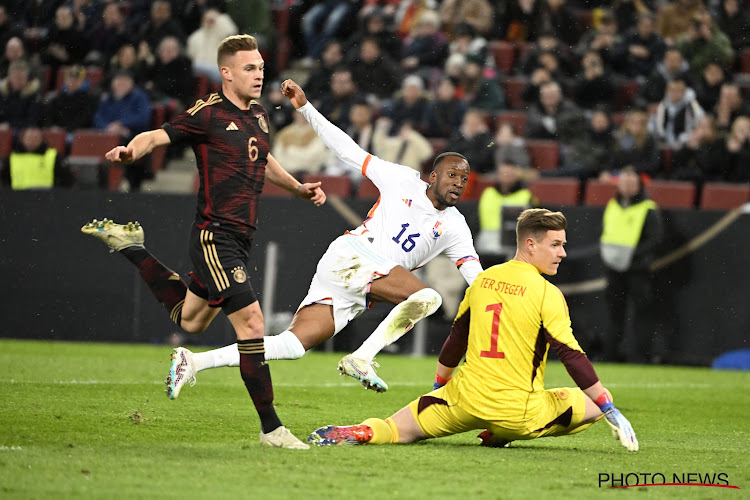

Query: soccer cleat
477,430,511,448
260,426,310,449
165,347,196,399
80,218,144,252
337,355,389,392
307,425,373,446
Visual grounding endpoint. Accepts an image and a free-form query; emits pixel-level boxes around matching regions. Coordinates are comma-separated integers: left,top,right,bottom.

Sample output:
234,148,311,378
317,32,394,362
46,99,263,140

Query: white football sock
351,288,442,362
264,330,306,360
192,343,240,372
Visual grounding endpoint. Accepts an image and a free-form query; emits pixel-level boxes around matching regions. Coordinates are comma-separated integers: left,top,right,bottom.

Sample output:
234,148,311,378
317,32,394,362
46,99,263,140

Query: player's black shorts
187,224,257,314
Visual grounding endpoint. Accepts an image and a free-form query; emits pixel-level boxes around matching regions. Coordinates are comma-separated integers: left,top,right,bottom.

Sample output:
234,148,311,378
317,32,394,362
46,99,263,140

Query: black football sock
238,339,282,434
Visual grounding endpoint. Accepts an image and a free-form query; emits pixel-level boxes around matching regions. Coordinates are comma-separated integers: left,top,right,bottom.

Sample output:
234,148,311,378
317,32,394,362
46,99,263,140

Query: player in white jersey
165,79,482,398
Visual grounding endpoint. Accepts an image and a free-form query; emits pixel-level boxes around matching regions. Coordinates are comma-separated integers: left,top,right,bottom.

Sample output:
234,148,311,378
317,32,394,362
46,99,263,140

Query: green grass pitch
1,339,748,499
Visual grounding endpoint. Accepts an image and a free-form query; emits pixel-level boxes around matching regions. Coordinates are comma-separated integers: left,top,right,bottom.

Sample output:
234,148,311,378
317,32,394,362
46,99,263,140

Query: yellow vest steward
478,187,533,231
10,149,57,190
600,198,657,271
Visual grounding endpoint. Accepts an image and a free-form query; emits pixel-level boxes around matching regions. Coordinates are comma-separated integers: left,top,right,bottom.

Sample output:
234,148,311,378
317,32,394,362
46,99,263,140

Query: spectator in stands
676,10,734,79
42,65,99,133
693,62,727,112
648,76,705,149
534,0,580,46
600,165,664,363
669,114,719,184
521,66,553,108
710,115,750,183
612,13,665,80
637,47,690,112
301,0,354,60
604,109,659,178
713,82,750,131
86,2,132,65
384,74,430,135
401,9,448,74
493,121,530,169
349,37,400,101
573,51,616,111
325,97,376,177
136,0,186,53
70,0,99,34
270,110,329,176
345,8,401,61
143,36,195,111
476,162,536,264
372,117,433,171
547,107,614,180
716,0,750,50
439,0,494,37
459,53,505,112
1,126,72,189
41,5,87,74
186,8,238,85
421,77,466,138
656,0,705,44
0,6,23,53
519,31,574,79
525,80,582,141
0,60,41,132
447,22,488,68
503,0,539,42
317,66,361,131
101,43,148,91
92,70,151,190
304,39,344,103
0,37,36,81
445,108,495,174
574,9,621,72
613,0,652,33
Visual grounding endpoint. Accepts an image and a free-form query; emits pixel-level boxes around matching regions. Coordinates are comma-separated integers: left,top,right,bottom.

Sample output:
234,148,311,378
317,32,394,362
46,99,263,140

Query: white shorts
297,233,399,334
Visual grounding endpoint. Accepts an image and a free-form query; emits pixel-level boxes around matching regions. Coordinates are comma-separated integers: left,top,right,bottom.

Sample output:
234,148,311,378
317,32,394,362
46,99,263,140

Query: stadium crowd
0,0,749,203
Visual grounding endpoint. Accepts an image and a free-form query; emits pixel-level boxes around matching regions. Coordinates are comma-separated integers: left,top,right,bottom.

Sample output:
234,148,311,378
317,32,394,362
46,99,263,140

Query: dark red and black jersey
162,90,271,238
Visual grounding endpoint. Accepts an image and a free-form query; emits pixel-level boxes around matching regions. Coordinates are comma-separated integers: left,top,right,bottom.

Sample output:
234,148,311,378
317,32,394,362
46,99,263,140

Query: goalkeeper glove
595,392,639,452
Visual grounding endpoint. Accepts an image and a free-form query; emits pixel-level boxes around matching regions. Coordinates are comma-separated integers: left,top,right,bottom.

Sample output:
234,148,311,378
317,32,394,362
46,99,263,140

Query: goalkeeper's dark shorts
187,225,257,315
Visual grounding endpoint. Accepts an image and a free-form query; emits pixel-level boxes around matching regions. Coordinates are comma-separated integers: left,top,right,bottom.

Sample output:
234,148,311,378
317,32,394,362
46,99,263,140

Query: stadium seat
611,112,625,127
0,128,13,158
42,128,67,154
574,9,593,34
55,66,104,91
496,110,527,136
646,179,696,208
302,174,352,197
357,177,380,199
529,177,580,206
660,146,673,175
502,76,528,110
261,179,294,197
526,140,560,170
489,40,515,74
741,47,750,74
463,176,495,201
68,130,121,188
584,178,617,207
699,182,750,210
615,81,640,111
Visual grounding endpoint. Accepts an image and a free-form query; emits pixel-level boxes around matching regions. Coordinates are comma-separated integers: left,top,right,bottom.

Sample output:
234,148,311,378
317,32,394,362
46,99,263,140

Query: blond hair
516,208,567,246
217,34,259,66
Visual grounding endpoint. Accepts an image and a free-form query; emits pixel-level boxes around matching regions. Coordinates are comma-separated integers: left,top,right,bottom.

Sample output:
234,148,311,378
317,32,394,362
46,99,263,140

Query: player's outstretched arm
584,382,639,452
105,129,171,164
266,153,326,206
280,79,370,172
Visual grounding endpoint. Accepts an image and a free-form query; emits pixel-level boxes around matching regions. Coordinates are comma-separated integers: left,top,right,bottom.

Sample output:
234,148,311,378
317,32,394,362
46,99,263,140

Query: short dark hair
432,152,467,171
516,208,567,246
217,34,258,66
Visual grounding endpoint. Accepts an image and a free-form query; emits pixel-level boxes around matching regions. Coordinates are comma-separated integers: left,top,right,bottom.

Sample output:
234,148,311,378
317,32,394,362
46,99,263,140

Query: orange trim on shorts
361,154,372,176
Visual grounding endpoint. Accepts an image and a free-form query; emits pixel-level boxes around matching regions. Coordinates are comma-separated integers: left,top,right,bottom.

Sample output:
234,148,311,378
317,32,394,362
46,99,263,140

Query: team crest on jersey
402,198,412,207
432,221,443,238
232,266,247,284
257,115,268,133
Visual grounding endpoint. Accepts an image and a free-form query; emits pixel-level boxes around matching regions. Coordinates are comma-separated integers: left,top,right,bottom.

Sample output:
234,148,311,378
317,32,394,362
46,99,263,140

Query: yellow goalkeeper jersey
450,259,586,424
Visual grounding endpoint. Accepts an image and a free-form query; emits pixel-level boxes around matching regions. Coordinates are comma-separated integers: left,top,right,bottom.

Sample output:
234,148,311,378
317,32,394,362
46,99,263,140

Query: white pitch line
1,379,713,389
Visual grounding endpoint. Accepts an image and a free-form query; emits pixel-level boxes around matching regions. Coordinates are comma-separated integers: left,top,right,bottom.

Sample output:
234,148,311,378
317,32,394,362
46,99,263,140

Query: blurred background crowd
0,0,748,201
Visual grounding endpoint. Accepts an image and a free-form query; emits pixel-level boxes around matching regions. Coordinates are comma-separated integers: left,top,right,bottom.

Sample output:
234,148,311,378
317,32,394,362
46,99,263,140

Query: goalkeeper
309,208,638,452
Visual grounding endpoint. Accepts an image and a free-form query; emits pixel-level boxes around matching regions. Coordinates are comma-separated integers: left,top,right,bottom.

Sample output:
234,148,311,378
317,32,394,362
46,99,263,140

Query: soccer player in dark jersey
81,35,325,449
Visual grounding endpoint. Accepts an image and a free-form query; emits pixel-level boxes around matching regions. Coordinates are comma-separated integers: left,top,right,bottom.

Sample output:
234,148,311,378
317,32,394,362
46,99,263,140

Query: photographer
676,11,733,80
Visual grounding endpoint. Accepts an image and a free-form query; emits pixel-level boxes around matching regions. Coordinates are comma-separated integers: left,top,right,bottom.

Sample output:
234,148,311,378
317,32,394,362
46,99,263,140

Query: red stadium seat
68,130,121,189
302,174,352,197
463,176,495,201
357,177,380,199
502,76,528,110
741,47,750,74
490,40,515,74
526,140,560,170
699,182,750,210
261,180,294,197
584,178,617,207
496,110,527,136
610,112,625,127
0,128,13,158
615,81,640,111
529,177,580,206
660,146,673,174
42,128,67,154
646,179,696,208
